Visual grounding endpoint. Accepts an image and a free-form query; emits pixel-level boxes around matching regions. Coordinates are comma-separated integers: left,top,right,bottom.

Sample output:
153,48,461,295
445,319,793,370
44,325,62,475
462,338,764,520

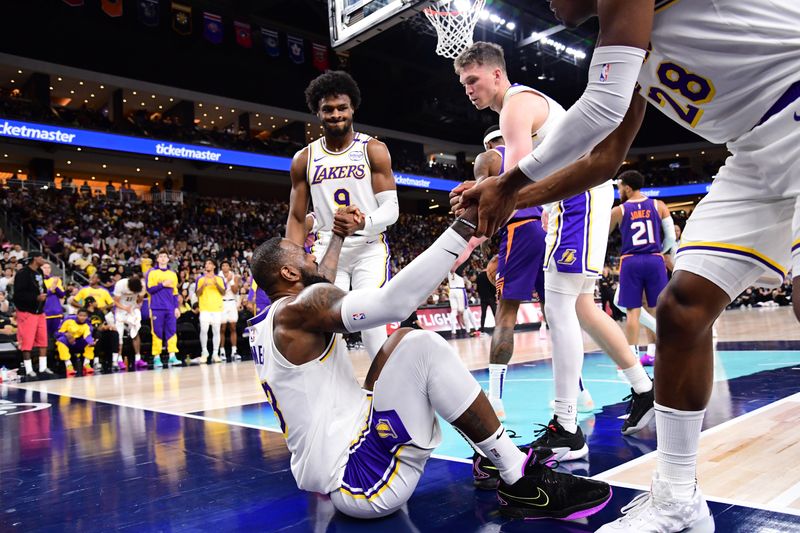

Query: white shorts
330,331,476,519
448,289,467,313
312,233,391,292
199,311,222,326
676,102,800,296
221,300,238,323
544,268,597,296
114,308,141,338
544,181,613,276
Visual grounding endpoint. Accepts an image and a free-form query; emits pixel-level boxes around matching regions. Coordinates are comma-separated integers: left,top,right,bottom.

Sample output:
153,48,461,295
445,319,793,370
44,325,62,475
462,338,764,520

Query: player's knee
657,279,713,335
792,297,800,323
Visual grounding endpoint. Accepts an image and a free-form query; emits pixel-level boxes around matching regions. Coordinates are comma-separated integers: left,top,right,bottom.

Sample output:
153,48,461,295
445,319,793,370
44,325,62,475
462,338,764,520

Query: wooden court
3,306,800,531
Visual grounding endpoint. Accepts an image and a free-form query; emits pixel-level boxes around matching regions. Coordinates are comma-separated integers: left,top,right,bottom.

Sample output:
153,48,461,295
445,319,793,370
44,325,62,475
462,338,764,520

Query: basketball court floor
2,306,799,531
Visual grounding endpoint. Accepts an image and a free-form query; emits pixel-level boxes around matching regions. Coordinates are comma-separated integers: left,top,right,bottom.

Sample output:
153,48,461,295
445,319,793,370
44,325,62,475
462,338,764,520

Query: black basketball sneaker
621,386,655,435
497,447,612,520
473,452,501,490
529,416,589,461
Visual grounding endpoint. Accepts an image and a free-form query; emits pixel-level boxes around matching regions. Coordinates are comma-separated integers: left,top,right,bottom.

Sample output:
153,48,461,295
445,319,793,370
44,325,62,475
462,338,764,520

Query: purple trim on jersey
341,409,412,498
620,197,662,255
793,241,800,253
618,254,668,308
495,146,543,220
549,193,590,274
677,245,786,277
755,79,800,128
247,305,271,328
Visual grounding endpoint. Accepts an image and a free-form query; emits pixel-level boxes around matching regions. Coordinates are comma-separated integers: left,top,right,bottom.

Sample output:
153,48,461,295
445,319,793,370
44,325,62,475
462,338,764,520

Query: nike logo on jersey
313,156,326,162
497,487,550,507
443,249,459,259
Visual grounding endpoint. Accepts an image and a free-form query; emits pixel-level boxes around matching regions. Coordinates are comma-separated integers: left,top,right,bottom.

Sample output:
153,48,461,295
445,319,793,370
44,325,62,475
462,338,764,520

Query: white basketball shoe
596,473,714,533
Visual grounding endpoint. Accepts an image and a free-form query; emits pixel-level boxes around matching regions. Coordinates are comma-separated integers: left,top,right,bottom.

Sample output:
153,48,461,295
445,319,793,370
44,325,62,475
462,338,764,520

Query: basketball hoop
423,0,486,59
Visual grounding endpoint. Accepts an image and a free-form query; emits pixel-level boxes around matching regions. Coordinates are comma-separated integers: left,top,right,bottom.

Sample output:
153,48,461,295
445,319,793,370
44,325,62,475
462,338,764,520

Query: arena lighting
506,21,516,30
530,32,586,60
429,204,440,209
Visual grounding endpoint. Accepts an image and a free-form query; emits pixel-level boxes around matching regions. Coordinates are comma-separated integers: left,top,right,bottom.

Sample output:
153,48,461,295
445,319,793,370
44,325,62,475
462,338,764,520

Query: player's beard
300,269,331,287
323,118,351,138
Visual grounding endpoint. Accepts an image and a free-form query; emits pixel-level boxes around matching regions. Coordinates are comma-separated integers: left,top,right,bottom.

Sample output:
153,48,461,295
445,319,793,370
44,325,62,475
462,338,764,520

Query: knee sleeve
545,289,584,401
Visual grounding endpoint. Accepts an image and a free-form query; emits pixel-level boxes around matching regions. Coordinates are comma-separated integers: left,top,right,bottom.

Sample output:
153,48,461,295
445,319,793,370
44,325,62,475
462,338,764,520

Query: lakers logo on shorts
375,418,398,439
557,249,577,266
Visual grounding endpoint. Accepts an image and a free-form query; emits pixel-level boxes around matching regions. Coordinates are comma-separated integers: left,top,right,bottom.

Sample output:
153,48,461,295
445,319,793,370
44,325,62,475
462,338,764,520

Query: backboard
329,0,428,50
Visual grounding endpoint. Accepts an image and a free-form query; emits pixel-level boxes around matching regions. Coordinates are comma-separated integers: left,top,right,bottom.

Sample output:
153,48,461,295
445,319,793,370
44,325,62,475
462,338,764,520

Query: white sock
113,353,120,363
640,308,657,332
646,343,656,357
655,402,704,501
85,359,92,367
621,363,653,394
475,426,527,485
93,357,99,365
231,346,237,355
65,360,73,368
553,398,578,433
169,352,176,359
629,344,639,358
24,359,33,373
135,353,141,360
39,356,47,371
488,364,507,401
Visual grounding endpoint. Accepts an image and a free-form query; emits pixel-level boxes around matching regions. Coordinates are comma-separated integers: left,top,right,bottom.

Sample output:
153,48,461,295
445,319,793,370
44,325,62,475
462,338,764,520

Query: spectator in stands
80,181,92,196
599,265,623,321
476,256,497,333
12,251,51,378
105,180,116,199
0,290,10,315
0,267,14,294
194,259,225,364
8,244,26,261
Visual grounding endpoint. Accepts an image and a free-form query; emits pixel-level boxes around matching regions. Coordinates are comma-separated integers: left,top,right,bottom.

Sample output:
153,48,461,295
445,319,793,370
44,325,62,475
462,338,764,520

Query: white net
423,0,486,59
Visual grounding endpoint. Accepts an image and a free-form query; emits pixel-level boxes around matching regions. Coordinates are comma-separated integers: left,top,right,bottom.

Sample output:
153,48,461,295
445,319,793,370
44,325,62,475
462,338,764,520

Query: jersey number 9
333,188,350,208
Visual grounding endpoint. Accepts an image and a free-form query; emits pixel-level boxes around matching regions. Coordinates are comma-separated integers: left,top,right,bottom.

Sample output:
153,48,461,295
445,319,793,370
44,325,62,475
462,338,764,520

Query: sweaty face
318,95,354,138
459,64,498,110
548,0,595,28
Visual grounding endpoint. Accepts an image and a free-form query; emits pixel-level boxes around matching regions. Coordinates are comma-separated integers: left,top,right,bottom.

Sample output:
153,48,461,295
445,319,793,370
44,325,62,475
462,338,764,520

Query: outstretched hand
460,176,518,237
449,180,477,216
333,205,364,237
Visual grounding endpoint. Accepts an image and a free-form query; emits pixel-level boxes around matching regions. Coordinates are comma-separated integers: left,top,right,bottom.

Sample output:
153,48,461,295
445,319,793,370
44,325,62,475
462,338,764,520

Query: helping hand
460,175,518,238
333,205,364,237
449,180,477,216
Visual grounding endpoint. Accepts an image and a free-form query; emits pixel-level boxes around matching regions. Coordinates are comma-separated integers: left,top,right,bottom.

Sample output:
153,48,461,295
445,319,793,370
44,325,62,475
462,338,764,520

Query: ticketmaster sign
0,119,711,198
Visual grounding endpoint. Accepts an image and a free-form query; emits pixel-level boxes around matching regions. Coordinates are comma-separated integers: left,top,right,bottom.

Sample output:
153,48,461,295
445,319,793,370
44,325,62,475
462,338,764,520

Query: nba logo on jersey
352,312,366,321
599,63,611,82
348,150,364,161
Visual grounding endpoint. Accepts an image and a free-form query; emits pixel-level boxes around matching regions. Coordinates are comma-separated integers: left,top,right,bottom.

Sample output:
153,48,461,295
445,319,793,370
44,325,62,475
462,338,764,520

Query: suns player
455,43,653,458
460,125,548,420
610,170,676,363
455,1,800,530
112,274,145,371
219,259,240,361
286,71,398,361
248,204,611,521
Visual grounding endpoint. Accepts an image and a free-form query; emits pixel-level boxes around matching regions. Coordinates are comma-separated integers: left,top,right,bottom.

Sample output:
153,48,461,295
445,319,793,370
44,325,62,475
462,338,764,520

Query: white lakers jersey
307,132,383,245
248,297,369,494
114,278,141,309
503,84,567,149
448,272,466,290
638,0,800,143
